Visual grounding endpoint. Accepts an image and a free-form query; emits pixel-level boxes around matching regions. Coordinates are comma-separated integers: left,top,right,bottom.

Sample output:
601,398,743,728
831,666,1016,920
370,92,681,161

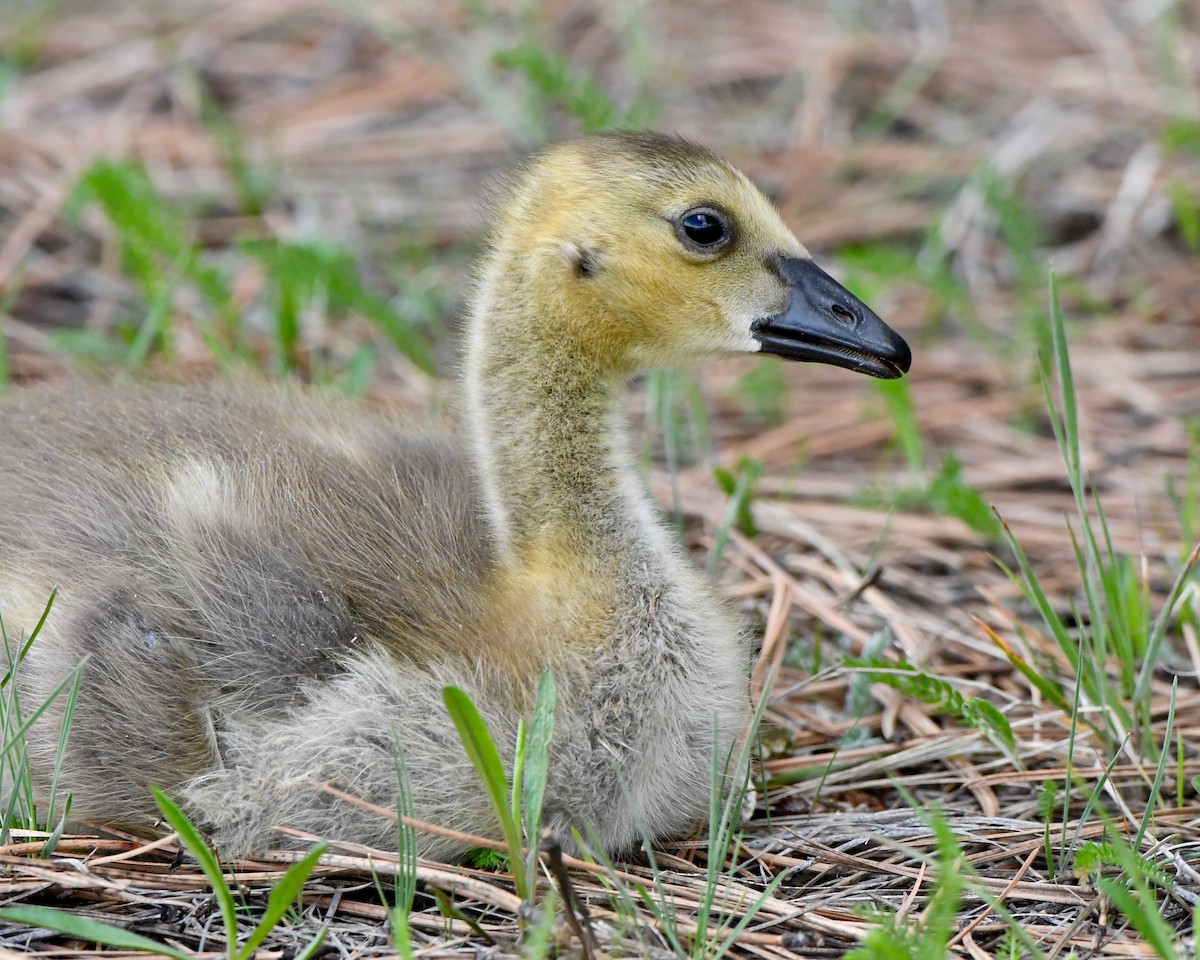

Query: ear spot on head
562,242,600,279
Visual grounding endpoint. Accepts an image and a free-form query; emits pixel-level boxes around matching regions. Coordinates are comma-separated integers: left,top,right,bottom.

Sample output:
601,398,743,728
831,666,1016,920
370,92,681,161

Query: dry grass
2,0,1200,956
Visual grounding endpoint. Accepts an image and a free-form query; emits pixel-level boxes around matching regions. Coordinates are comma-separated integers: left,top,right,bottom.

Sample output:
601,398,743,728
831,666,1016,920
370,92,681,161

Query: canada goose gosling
2,132,910,858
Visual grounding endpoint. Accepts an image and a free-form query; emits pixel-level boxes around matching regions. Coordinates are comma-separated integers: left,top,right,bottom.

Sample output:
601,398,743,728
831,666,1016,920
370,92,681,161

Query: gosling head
483,130,910,380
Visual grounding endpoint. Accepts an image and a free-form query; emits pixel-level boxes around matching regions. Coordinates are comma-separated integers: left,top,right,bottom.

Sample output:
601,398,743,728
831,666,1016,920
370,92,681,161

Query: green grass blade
1037,780,1058,879
521,670,556,883
125,262,181,367
355,291,436,376
0,591,69,837
1058,653,1086,871
392,743,418,948
441,686,509,823
291,925,329,960
510,719,526,844
442,685,526,895
40,806,70,860
1047,274,1081,490
0,905,191,959
873,377,925,475
976,618,1071,714
391,909,414,960
993,519,1080,676
646,370,684,527
709,870,793,960
1067,746,1126,857
1135,542,1200,703
151,788,239,957
696,673,777,959
1134,679,1176,853
0,665,89,772
2,590,57,688
235,841,328,960
42,664,82,853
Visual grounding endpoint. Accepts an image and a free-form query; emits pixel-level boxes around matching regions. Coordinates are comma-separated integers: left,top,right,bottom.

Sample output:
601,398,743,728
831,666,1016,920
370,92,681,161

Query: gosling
0,132,910,859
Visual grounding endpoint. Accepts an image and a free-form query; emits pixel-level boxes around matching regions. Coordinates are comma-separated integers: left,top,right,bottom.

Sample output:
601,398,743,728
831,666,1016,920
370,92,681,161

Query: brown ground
2,0,1199,956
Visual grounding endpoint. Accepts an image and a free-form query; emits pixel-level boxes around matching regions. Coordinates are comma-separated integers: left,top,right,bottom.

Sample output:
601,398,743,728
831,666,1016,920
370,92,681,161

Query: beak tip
888,337,913,377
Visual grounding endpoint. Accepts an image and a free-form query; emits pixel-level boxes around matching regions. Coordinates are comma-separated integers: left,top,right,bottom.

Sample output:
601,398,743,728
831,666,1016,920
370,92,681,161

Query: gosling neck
464,275,651,567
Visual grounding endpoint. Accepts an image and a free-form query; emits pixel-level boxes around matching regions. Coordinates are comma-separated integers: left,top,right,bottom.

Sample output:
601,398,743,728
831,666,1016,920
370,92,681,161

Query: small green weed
486,6,655,140
847,808,1046,960
0,789,328,959
66,159,238,365
64,159,434,383
1162,118,1200,158
845,813,965,960
494,43,624,133
239,238,435,376
843,656,1016,755
1074,832,1179,960
897,452,1003,539
442,669,556,905
155,789,328,960
1166,179,1200,251
1037,780,1059,879
465,846,509,871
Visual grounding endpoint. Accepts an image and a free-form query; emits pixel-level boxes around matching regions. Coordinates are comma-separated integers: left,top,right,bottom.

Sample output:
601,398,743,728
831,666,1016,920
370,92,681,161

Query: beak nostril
830,303,856,325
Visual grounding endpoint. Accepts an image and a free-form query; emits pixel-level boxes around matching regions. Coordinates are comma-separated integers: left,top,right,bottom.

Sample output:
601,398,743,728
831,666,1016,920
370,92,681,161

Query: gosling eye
674,207,733,254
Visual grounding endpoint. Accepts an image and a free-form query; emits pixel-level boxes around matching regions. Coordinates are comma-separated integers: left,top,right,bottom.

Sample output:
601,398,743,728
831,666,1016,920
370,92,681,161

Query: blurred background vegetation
4,0,1197,539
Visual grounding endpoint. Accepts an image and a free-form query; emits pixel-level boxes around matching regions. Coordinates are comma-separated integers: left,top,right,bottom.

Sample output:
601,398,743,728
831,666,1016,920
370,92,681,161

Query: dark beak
751,256,911,379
